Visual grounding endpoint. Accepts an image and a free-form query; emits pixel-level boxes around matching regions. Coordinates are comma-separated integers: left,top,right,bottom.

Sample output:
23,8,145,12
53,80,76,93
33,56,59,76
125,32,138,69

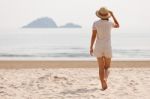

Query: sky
0,0,150,33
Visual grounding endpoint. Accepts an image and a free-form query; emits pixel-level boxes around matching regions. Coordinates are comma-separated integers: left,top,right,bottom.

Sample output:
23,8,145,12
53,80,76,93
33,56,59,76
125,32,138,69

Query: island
22,17,58,28
59,23,82,28
22,17,82,28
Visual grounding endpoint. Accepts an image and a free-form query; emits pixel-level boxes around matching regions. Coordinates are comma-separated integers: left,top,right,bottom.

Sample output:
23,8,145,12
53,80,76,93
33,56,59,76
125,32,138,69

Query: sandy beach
0,60,150,99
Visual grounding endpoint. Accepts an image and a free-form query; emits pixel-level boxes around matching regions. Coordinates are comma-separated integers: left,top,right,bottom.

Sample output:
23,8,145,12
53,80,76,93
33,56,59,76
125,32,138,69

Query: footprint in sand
53,76,68,81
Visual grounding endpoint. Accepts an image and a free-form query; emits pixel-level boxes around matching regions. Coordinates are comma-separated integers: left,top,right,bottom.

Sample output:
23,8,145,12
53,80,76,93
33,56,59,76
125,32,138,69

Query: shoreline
0,60,150,69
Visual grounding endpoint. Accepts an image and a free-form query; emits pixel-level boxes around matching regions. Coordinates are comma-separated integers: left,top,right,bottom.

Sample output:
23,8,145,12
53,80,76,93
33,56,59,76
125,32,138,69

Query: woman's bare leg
103,57,111,80
97,57,107,90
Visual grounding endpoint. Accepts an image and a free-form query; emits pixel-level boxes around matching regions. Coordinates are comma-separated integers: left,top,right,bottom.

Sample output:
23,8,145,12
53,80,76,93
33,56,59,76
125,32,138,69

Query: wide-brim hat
96,7,111,19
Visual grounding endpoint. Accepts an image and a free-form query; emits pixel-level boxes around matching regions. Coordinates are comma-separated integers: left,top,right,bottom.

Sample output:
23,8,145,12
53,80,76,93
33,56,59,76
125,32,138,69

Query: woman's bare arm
90,30,97,56
109,11,120,28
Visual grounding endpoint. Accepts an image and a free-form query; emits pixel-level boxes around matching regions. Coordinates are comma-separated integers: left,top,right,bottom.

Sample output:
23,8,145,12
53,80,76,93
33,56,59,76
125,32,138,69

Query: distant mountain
23,17,58,28
59,23,82,28
22,17,82,28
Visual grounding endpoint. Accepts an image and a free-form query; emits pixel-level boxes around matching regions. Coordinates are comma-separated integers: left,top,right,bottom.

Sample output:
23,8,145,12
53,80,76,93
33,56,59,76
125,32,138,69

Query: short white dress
92,20,114,58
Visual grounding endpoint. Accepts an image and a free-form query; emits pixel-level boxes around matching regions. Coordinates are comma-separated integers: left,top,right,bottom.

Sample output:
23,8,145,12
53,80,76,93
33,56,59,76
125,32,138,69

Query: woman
90,7,119,90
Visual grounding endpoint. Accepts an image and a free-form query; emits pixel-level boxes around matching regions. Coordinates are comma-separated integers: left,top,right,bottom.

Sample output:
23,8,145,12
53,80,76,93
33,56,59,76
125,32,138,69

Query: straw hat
96,7,111,19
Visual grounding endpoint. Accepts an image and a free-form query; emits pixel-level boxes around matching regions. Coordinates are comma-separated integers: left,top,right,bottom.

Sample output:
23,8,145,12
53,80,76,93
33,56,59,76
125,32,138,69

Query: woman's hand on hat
109,11,113,15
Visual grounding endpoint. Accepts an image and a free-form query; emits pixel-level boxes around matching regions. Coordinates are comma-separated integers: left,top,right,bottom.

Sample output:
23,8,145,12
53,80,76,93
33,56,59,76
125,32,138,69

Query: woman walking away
90,7,119,90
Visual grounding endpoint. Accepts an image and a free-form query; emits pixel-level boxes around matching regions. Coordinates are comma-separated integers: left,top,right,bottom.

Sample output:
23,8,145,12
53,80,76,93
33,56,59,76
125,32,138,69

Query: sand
0,60,150,99
0,60,150,68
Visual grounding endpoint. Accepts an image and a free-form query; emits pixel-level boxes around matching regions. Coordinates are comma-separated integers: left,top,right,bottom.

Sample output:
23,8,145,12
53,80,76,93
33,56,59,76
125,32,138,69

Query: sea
0,28,150,60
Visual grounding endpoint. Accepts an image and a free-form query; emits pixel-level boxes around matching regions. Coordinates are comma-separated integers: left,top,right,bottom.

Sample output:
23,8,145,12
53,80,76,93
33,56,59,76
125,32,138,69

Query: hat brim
96,11,111,19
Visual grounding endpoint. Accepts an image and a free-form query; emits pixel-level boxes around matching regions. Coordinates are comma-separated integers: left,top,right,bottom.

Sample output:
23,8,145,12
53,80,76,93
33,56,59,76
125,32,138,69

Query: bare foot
101,80,107,90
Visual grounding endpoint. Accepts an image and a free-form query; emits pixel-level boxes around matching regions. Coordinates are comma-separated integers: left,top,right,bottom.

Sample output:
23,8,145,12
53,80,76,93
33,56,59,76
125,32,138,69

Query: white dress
92,20,114,58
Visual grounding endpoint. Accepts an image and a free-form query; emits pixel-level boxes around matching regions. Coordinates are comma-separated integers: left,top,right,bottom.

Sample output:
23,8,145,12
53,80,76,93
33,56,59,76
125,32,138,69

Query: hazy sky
0,0,150,32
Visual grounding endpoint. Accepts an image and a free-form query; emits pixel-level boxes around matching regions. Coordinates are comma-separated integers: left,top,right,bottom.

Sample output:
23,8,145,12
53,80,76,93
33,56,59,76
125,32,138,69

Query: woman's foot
101,80,107,90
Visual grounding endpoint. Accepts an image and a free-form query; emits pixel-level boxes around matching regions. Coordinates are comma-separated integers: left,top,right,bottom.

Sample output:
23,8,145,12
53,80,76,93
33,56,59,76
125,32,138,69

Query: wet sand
0,60,150,69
